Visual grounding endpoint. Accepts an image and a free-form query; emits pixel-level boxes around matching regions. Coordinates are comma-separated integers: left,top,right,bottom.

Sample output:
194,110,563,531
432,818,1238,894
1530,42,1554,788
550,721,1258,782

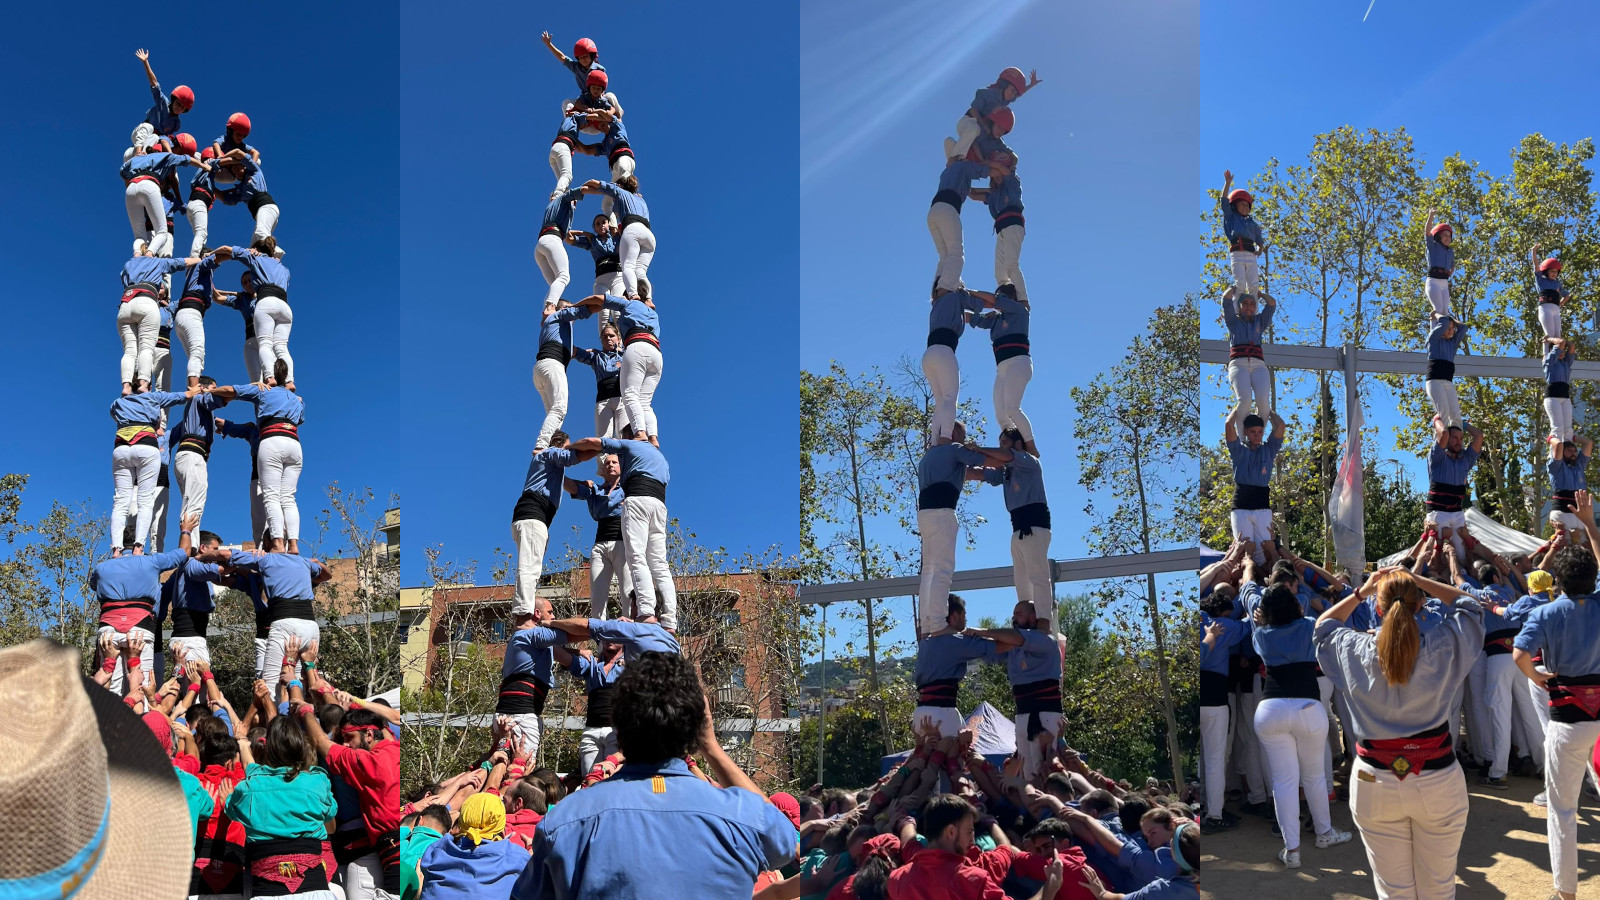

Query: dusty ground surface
1201,770,1600,899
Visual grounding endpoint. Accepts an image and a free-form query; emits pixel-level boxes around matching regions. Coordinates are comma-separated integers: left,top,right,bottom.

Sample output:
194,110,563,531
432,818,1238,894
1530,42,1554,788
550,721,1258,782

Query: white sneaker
1534,791,1549,807
272,245,286,260
943,137,956,159
1278,848,1301,869
1315,828,1354,849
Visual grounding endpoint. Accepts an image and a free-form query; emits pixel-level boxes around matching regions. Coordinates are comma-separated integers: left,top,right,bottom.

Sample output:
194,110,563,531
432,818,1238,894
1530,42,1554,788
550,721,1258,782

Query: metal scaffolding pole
795,548,1199,605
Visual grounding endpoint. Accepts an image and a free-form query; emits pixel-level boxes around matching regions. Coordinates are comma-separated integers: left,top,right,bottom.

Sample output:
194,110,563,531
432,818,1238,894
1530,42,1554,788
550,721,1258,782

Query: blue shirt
1550,453,1589,493
143,81,181,135
969,294,1029,350
1251,617,1317,666
167,557,224,614
985,172,1024,224
1467,583,1519,634
503,625,566,685
540,186,586,233
1426,318,1468,362
600,294,660,340
1515,593,1600,677
226,551,323,602
1200,615,1250,675
1124,877,1201,900
572,346,622,387
214,161,270,205
173,392,228,452
122,255,190,291
226,249,290,292
538,304,591,356
587,619,680,660
915,634,991,685
1545,343,1575,385
122,151,188,182
177,256,218,303
572,479,624,522
1116,834,1181,892
1536,270,1569,300
567,653,625,691
233,384,305,426
594,181,649,222
219,289,257,327
511,757,796,900
92,550,190,600
519,447,580,512
599,438,670,487
1425,233,1454,275
420,836,530,900
1427,444,1480,486
981,449,1047,512
917,443,986,498
927,289,984,339
1506,592,1552,629
987,628,1061,685
1221,298,1273,346
934,159,990,205
570,231,619,267
969,84,1008,119
1221,199,1262,246
1227,436,1280,487
562,58,607,95
110,391,188,428
218,419,260,479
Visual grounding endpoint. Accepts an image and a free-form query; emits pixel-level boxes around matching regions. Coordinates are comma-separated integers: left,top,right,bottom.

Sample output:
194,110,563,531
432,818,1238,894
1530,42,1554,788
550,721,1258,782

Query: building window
728,665,747,688
451,623,469,644
491,621,506,642
721,608,741,629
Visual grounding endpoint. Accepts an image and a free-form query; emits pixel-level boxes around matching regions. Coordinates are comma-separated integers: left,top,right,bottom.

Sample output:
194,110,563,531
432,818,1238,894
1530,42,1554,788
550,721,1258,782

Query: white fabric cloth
261,618,320,698
594,398,627,439
505,712,544,765
549,142,573,194
949,114,981,160
1231,251,1261,298
535,234,571,306
168,635,211,666
912,706,965,742
926,201,964,294
1350,760,1468,900
917,507,958,636
257,435,303,540
1544,397,1574,442
252,297,294,384
1540,301,1563,340
1232,687,1271,804
1226,357,1272,430
174,307,206,379
994,224,1027,306
920,345,959,442
253,203,280,244
578,726,618,776
993,356,1034,443
1544,718,1600,895
589,538,631,619
620,342,662,440
1425,277,1451,318
1010,526,1053,631
111,444,161,547
1425,379,1461,430
1465,652,1518,779
618,222,656,298
118,297,161,385
126,179,167,246
621,496,676,629
185,198,209,258
173,448,209,530
98,625,156,696
512,517,550,616
532,359,569,451
1014,711,1064,782
1200,704,1230,819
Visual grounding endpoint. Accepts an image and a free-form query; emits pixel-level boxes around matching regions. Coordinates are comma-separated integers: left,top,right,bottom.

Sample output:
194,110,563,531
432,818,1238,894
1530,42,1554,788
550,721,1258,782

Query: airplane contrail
1363,0,1377,22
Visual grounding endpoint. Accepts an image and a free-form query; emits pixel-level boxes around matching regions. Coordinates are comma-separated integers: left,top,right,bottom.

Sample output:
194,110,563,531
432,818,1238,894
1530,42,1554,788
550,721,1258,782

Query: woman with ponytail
1315,564,1485,900
416,792,530,899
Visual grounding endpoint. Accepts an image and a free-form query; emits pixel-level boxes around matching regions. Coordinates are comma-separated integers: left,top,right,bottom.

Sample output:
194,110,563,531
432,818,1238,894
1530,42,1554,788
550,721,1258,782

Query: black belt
586,682,617,727
189,185,214,208
122,282,160,302
1426,359,1455,381
1009,502,1050,536
245,837,328,897
1555,489,1579,513
917,677,961,708
1484,627,1518,657
594,516,622,544
1428,267,1452,280
623,474,666,502
1541,288,1564,304
1229,237,1259,253
994,337,1029,363
931,189,964,211
267,596,314,623
1263,661,1320,701
178,294,209,313
1200,670,1230,707
927,327,959,350
1232,483,1270,511
247,191,276,216
536,340,571,366
1546,673,1600,723
496,673,551,715
595,256,622,276
513,490,557,525
596,375,621,401
1425,481,1466,513
919,482,960,511
620,213,651,231
623,325,658,347
992,207,1024,233
255,283,287,301
1547,381,1571,399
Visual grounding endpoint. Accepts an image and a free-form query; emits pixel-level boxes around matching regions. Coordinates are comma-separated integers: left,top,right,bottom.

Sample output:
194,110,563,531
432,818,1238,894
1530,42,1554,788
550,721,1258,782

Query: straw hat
0,640,193,899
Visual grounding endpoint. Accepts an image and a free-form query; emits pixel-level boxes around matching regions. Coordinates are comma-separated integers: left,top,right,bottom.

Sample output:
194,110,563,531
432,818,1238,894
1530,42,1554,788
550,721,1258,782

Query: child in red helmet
1220,170,1265,299
945,66,1040,163
1533,242,1571,340
541,32,624,136
130,48,193,160
211,113,260,165
1423,207,1455,317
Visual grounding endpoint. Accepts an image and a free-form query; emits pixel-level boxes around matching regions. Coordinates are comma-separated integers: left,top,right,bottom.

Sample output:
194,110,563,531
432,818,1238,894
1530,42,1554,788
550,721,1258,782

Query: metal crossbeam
1199,338,1600,381
796,548,1199,605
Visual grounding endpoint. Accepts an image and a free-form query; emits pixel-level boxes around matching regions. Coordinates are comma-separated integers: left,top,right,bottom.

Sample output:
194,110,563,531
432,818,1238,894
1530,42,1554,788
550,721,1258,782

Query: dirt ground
1201,771,1600,899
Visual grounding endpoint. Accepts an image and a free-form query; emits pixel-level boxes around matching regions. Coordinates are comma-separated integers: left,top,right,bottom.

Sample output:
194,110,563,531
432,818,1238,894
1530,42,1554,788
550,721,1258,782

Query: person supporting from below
159,527,225,666
915,422,1009,636
1219,170,1264,297
497,596,570,768
1225,412,1284,567
1221,286,1275,432
1425,418,1484,560
921,288,991,442
92,519,194,695
197,542,330,696
1548,434,1593,545
1199,591,1250,834
578,292,662,444
982,428,1054,630
980,152,1028,306
912,595,996,739
207,361,305,551
1424,312,1469,430
510,431,595,616
1543,337,1577,443
927,152,1012,296
564,453,630,618
568,434,677,630
1315,566,1481,900
572,322,627,438
544,615,681,664
553,640,625,775
568,214,625,320
968,600,1066,784
168,377,228,533
579,177,653,301
971,284,1038,455
109,387,193,550
532,299,592,451
511,651,796,899
1462,558,1526,789
1423,208,1456,317
120,250,201,394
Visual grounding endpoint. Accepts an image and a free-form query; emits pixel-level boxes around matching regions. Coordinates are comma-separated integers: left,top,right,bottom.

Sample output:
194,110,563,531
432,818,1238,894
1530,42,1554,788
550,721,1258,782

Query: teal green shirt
223,763,336,843
401,824,445,900
176,766,213,838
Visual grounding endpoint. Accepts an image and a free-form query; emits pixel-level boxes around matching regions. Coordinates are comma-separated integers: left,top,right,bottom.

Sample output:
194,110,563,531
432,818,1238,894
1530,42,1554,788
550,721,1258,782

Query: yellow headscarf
459,792,507,846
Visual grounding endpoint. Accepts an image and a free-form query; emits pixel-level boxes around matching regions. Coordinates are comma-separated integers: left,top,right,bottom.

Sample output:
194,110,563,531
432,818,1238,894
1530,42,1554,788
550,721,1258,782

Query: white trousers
949,114,981,160
506,713,544,765
589,538,632,618
621,496,676,629
912,706,965,741
994,224,1027,305
595,398,627,439
1422,510,1466,560
917,507,958,636
1544,397,1574,442
1425,277,1450,317
126,179,167,248
579,726,618,776
243,335,261,383
926,201,964,293
1545,719,1600,895
993,356,1034,442
535,234,571,305
111,444,160,548
118,297,161,385
185,199,209,258
1234,685,1272,803
1319,676,1337,789
130,123,156,151
1231,251,1261,297
1515,671,1548,773
1540,301,1563,340
620,342,662,440
1226,357,1272,429
1254,697,1333,850
1229,508,1274,550
342,851,395,900
591,272,627,330
549,142,573,194
152,481,169,552
168,635,211,666
153,337,172,395
250,478,267,545
1014,711,1065,782
1350,761,1468,900
258,435,303,540
618,222,656,298
532,359,569,451
921,344,959,442
1200,704,1231,819
174,448,209,531
253,203,280,244
253,297,294,384
1425,379,1461,430
261,618,320,698
512,517,550,616
1466,653,1518,778
175,307,206,378
1011,527,1054,631
97,625,156,696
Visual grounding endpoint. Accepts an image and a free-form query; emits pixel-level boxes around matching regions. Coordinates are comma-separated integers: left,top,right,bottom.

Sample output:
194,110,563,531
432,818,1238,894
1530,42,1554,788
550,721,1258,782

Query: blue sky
398,3,799,585
0,8,400,557
801,0,1199,653
1198,1,1600,490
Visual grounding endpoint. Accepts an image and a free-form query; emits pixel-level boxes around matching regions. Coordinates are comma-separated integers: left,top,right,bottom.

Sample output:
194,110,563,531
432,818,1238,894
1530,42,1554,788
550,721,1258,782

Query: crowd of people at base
105,629,400,899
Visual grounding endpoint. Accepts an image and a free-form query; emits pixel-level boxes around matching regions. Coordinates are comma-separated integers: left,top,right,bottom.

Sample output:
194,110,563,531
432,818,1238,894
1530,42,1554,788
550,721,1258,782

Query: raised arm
135,48,159,89
540,31,568,63
1465,422,1485,453
1221,169,1233,208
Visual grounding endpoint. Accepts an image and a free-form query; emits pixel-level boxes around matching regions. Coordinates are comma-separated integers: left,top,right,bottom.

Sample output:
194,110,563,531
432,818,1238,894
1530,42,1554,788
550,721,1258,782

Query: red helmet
1541,257,1564,275
227,112,252,137
170,85,194,110
199,146,217,161
1430,222,1453,239
1227,188,1253,207
574,38,598,59
587,69,609,90
173,133,198,155
998,67,1027,96
989,107,1015,136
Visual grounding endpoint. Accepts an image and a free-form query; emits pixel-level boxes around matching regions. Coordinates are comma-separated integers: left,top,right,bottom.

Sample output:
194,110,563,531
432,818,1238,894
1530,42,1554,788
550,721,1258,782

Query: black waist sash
927,327,959,350
1262,661,1320,700
1200,670,1230,707
267,596,314,623
1428,267,1452,280
99,597,157,634
993,336,1030,363
992,206,1024,233
497,673,551,715
623,474,666,502
595,375,621,401
536,340,571,366
1425,481,1467,513
170,606,210,639
513,490,557,525
255,283,287,301
1009,502,1050,536
1426,358,1456,382
919,482,960,511
114,426,160,449
595,256,622,276
247,192,276,216
594,516,622,544
620,213,651,232
932,189,964,211
1356,722,1454,779
586,682,617,727
1013,679,1063,742
1229,343,1264,360
1547,673,1600,723
178,433,212,460
917,677,960,708
1484,627,1518,656
1232,483,1270,511
1547,381,1571,399
1229,236,1259,253
245,836,328,897
1555,489,1579,513
259,416,299,442
1541,288,1564,304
